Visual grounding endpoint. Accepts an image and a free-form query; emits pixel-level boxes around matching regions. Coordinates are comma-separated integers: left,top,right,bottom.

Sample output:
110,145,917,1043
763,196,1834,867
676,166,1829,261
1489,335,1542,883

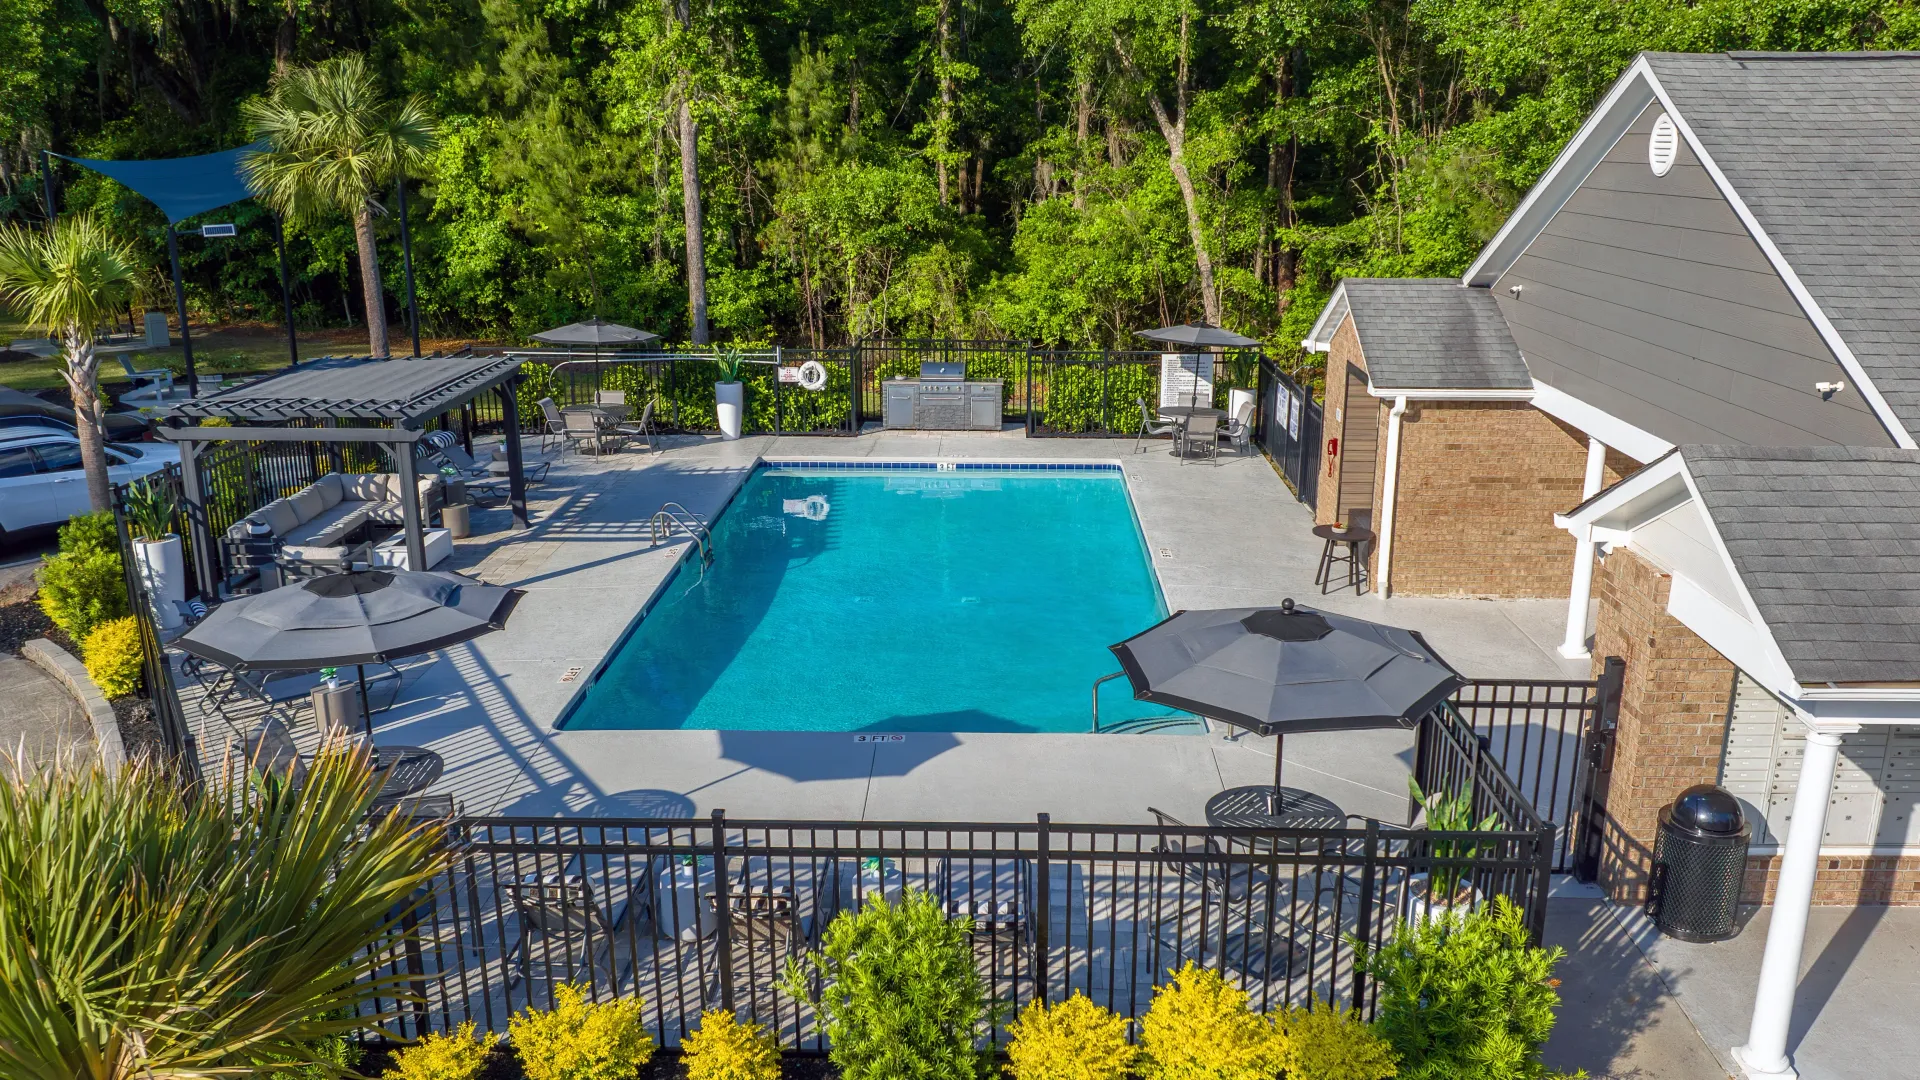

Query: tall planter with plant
780,890,992,1080
715,349,747,440
125,476,184,629
1408,777,1500,921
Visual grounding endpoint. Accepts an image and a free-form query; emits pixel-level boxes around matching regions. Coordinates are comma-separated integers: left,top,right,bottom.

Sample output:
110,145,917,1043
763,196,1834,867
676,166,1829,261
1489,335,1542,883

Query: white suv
0,432,179,540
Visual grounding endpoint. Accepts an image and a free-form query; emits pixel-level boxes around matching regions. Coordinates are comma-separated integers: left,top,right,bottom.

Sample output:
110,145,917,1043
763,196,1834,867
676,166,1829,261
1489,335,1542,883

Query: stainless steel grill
883,362,1003,430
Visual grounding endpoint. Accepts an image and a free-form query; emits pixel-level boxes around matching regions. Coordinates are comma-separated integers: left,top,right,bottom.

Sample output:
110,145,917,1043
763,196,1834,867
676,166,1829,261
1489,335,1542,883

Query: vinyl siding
1493,101,1893,449
1338,366,1379,526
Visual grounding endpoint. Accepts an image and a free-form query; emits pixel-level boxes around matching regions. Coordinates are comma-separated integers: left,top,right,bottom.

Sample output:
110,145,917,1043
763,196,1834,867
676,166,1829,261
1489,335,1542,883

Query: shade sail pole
395,178,421,357
40,150,57,224
273,214,299,367
166,227,197,397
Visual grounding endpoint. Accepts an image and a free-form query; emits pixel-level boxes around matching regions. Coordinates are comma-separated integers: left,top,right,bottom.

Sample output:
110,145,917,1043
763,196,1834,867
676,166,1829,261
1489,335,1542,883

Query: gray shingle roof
1683,444,1920,684
1647,52,1920,438
1342,279,1531,391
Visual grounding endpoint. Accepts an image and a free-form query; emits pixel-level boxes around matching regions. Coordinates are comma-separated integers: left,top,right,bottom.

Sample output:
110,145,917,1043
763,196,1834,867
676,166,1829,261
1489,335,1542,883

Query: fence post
1025,347,1037,436
711,808,734,1011
850,339,864,431
774,344,784,434
1530,825,1555,942
1351,819,1378,1010
1573,656,1626,882
1035,813,1051,1005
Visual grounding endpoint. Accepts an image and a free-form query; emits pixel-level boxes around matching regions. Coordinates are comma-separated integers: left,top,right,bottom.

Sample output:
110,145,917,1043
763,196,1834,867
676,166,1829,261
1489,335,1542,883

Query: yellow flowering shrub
682,1009,781,1080
387,1021,491,1080
81,616,144,699
1005,994,1135,1080
1138,963,1286,1080
1278,1000,1397,1080
508,983,654,1080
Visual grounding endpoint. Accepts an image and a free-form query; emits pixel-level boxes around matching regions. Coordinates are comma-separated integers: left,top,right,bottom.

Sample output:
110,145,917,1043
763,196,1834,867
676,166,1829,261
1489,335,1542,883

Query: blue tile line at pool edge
758,459,1122,472
552,457,1147,731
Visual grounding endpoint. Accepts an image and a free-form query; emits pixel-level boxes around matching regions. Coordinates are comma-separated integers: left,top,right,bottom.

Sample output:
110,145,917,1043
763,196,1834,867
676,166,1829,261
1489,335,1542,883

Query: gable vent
1648,113,1679,176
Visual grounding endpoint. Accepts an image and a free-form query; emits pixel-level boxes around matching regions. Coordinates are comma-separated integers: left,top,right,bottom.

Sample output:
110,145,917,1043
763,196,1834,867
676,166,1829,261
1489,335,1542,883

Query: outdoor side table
442,502,471,539
1312,524,1374,595
368,745,444,806
655,857,720,941
1205,785,1347,850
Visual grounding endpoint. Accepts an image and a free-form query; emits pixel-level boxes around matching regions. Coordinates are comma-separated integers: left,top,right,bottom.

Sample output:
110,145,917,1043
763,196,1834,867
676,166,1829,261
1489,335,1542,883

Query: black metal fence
1256,357,1322,504
1450,663,1623,876
357,702,1550,1046
107,465,199,774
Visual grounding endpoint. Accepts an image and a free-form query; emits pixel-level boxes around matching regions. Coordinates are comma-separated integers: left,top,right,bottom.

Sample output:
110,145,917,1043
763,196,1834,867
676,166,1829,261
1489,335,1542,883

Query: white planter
715,381,745,440
1228,386,1256,421
133,535,185,629
1405,873,1481,925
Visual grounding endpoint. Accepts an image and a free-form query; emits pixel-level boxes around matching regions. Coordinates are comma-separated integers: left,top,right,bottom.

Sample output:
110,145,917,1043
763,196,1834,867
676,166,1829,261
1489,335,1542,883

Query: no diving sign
853,733,906,744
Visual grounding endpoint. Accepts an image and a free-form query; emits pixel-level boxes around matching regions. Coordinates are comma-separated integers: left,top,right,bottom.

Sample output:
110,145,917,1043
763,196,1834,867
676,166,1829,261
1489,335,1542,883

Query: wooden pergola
155,353,531,589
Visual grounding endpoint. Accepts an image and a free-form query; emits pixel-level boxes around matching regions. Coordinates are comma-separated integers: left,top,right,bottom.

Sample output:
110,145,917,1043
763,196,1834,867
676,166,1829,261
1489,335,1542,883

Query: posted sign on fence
1158,353,1214,409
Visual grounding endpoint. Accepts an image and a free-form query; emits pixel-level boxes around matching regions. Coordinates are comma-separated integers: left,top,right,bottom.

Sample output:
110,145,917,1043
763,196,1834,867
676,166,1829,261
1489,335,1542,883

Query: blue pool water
560,463,1180,733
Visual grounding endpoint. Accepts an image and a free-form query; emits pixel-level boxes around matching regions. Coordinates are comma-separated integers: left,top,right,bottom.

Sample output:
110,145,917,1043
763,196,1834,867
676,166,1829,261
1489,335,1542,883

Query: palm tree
0,750,454,1080
0,215,138,513
242,55,437,359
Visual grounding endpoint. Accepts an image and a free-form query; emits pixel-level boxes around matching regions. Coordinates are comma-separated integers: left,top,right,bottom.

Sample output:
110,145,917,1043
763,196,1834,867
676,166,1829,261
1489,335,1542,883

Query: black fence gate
1255,356,1322,504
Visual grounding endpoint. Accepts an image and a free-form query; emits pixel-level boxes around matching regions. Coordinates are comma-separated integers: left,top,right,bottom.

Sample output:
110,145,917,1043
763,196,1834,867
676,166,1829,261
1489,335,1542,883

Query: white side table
372,527,453,570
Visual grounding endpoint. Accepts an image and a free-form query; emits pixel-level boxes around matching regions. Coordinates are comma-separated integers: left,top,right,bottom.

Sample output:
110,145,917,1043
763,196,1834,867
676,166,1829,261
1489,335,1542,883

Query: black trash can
1645,784,1750,942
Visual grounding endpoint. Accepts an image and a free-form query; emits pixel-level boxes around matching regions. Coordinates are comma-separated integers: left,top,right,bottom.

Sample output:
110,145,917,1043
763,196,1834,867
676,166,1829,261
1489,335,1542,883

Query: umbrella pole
1272,732,1285,813
358,664,371,736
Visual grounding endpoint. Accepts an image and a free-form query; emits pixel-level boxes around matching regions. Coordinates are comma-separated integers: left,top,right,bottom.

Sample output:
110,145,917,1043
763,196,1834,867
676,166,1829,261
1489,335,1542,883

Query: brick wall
1589,546,1738,902
1743,855,1920,905
1385,402,1631,598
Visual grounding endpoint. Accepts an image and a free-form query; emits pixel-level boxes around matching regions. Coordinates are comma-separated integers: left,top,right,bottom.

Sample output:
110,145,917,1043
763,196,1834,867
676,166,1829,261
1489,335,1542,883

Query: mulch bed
355,1046,840,1080
112,695,169,760
0,589,55,656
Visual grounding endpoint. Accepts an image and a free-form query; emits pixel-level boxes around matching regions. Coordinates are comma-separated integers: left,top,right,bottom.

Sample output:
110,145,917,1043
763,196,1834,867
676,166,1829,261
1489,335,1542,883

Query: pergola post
498,379,529,530
392,438,428,571
176,437,217,597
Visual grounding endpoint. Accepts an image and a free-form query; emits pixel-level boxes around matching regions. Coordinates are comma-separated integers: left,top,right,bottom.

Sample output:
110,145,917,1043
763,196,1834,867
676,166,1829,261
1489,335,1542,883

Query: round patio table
1205,785,1346,831
1157,405,1228,457
369,745,444,804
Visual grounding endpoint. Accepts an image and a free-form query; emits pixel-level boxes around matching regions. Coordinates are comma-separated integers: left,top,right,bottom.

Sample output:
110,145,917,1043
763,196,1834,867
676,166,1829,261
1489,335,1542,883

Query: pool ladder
650,503,714,574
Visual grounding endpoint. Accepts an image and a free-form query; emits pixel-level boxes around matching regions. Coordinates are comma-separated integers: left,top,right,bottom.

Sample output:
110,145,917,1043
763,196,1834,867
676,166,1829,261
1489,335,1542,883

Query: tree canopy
5,0,1917,365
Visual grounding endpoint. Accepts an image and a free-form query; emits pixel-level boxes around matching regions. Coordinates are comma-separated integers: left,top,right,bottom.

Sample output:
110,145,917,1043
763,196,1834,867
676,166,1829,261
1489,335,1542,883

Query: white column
1559,437,1609,658
1732,722,1853,1080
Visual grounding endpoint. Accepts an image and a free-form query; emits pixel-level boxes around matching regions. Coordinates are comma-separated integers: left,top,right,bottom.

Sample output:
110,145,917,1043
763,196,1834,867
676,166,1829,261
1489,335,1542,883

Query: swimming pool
559,461,1185,733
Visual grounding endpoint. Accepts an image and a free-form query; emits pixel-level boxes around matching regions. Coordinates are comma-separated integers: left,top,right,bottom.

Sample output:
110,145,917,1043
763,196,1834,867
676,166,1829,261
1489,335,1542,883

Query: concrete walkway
0,652,93,767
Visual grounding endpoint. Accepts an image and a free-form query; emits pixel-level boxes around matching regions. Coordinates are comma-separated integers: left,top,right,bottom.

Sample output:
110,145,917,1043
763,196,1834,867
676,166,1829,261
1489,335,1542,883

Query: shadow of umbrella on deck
717,728,963,783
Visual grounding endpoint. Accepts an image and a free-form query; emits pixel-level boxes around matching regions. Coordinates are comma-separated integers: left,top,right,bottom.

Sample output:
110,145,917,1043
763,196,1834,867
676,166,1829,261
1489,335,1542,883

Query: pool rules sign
1158,353,1214,410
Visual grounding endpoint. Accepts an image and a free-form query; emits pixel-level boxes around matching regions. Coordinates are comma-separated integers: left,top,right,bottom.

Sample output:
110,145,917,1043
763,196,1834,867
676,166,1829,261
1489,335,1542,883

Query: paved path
0,650,93,768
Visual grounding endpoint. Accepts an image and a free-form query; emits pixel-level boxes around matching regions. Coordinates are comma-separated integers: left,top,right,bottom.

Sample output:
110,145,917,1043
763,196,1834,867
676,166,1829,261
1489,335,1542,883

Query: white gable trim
1463,55,1915,448
1302,282,1350,352
1529,380,1673,464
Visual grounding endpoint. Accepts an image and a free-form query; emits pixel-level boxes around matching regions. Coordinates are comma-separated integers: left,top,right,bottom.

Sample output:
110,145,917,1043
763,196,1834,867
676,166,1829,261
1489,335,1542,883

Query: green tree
0,213,137,511
242,55,439,358
0,751,454,1080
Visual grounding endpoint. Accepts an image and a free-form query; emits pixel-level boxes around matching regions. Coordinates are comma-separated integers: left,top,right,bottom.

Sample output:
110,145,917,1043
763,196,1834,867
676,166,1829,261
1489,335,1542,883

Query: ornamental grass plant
0,752,454,1080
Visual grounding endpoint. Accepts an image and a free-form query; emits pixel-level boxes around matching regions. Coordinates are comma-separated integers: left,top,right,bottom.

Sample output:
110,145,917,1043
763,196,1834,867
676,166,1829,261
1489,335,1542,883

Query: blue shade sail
57,142,265,224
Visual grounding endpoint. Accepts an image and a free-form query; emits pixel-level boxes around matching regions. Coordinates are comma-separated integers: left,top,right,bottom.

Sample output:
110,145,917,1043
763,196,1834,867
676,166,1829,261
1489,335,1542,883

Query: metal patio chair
503,856,635,992
688,881,811,1009
1134,397,1177,454
1221,398,1255,456
537,397,576,454
1144,807,1315,983
1181,413,1222,464
611,397,658,452
938,855,1038,983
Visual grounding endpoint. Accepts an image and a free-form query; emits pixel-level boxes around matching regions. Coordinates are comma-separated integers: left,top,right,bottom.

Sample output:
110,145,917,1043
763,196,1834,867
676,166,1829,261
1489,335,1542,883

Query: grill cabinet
882,362,1003,431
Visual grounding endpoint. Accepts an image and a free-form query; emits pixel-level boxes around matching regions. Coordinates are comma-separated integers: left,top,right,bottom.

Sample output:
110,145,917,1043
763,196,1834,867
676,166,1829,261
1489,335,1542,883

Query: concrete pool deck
221,428,1588,825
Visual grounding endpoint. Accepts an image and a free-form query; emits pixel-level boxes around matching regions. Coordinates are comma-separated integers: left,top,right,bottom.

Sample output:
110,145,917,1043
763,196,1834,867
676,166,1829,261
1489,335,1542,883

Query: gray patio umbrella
179,569,523,732
1109,599,1461,799
1133,322,1263,349
532,318,659,386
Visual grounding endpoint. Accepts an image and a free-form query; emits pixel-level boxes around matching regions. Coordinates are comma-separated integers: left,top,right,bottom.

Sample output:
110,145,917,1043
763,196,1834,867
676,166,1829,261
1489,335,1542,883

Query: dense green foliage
1137,962,1288,1080
1004,994,1137,1080
37,511,129,641
5,0,1919,368
781,890,992,1080
508,983,655,1080
1358,896,1569,1080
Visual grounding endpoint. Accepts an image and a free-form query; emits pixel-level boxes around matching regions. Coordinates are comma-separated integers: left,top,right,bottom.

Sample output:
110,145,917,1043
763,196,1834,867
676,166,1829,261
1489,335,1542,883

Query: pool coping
551,454,1155,732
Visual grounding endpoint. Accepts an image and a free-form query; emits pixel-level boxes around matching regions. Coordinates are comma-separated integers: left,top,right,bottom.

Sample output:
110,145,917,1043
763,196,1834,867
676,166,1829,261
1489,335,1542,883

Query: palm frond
0,751,454,1080
0,214,138,339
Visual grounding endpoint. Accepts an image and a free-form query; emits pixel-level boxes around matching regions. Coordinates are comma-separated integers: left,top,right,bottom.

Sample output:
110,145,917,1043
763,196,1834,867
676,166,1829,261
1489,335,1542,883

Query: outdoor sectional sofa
225,472,443,564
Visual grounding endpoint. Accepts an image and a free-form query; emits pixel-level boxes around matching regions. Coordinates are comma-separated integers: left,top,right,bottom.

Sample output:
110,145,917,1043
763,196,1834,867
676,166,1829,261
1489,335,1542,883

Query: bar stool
1313,524,1374,595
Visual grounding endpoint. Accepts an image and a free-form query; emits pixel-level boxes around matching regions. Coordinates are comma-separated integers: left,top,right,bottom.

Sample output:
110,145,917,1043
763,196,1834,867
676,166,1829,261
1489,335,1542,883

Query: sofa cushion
339,473,394,502
312,473,344,509
283,502,370,547
287,486,327,525
259,499,301,538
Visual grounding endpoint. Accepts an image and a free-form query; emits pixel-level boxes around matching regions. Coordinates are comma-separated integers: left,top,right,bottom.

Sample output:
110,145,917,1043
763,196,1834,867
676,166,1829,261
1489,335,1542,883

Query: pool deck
191,428,1585,826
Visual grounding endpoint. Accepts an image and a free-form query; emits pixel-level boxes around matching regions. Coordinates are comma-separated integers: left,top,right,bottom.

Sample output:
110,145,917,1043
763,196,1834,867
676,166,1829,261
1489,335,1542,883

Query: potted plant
714,348,747,440
1224,352,1258,423
1407,777,1497,923
125,476,185,628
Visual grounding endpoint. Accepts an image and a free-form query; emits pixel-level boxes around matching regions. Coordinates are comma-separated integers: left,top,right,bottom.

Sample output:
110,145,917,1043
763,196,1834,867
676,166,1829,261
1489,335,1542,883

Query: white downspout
1373,396,1409,597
